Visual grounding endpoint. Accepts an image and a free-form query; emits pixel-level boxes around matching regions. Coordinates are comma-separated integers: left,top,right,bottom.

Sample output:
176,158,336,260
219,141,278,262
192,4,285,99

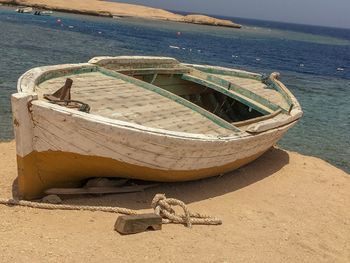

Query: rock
42,195,62,204
0,0,242,28
183,15,242,28
115,214,162,235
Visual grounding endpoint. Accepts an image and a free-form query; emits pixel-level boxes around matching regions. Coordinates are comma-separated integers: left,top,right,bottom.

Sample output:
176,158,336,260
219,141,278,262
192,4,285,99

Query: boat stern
11,93,40,199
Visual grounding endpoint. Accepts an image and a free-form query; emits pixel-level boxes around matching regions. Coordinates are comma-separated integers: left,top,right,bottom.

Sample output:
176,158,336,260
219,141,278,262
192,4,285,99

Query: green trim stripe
181,74,273,115
36,66,98,86
265,79,293,108
205,74,283,112
190,66,262,81
192,65,293,111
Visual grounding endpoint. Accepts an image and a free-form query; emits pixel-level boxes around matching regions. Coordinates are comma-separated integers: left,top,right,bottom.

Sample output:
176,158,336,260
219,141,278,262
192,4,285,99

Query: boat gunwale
233,109,282,127
17,59,302,140
88,56,181,68
183,63,263,81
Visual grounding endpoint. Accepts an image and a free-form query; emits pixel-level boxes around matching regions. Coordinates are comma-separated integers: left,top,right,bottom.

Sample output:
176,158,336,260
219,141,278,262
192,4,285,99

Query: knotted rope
0,194,222,227
151,194,222,227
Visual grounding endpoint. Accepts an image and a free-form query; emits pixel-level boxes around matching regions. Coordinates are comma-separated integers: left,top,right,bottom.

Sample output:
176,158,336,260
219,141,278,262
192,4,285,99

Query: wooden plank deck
36,72,233,135
215,75,289,110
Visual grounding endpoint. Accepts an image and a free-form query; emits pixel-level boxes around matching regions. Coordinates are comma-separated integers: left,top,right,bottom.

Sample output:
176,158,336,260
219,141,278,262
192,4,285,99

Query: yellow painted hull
17,149,267,200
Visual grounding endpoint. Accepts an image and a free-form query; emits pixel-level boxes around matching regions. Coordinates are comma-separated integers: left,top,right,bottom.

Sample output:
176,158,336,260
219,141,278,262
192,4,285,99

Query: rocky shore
0,0,242,28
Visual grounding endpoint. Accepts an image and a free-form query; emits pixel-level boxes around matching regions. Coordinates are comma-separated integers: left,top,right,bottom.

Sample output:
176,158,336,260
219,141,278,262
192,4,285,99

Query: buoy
56,19,61,23
177,31,181,36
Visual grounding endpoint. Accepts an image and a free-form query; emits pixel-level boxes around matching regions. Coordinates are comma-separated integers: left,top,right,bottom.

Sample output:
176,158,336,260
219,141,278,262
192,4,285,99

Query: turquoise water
0,7,349,172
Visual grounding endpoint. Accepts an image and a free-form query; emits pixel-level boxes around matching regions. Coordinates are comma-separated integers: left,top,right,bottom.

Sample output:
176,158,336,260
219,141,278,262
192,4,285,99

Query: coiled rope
0,194,222,227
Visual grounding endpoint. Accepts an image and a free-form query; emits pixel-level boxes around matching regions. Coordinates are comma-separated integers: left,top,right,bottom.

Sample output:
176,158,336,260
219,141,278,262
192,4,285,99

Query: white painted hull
12,95,296,199
31,101,294,171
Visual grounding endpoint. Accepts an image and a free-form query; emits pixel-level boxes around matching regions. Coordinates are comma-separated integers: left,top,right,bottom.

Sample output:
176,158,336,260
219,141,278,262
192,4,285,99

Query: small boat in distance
15,7,33,14
12,56,302,199
34,10,54,16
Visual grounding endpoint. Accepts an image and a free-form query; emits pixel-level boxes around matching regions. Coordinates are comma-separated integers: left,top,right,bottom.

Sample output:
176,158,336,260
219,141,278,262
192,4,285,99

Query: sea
0,6,349,172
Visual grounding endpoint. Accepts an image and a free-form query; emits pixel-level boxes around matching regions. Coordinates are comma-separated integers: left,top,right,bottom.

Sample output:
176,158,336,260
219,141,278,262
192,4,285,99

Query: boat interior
34,59,292,136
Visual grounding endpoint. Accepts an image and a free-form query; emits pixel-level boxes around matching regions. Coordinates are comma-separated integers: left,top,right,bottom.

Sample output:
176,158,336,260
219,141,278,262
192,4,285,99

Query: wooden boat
34,10,54,16
12,56,302,199
15,7,33,13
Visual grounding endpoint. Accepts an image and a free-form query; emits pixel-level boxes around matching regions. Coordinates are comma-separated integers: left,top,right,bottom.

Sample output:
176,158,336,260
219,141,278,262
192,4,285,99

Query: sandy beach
0,141,349,262
0,0,242,28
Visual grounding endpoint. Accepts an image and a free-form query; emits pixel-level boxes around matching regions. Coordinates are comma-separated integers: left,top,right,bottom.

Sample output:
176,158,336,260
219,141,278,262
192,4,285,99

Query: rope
151,194,222,227
0,194,222,227
45,99,91,113
0,198,137,215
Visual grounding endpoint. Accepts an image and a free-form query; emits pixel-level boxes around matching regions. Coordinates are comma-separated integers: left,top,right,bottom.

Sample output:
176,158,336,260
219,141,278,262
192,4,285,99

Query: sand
0,141,349,262
0,0,242,28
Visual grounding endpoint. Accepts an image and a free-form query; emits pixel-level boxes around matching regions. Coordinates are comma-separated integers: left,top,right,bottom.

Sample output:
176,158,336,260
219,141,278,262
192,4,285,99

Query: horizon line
169,9,350,30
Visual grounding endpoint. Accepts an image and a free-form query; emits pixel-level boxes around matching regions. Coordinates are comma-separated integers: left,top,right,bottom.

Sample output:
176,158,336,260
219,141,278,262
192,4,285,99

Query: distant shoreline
0,0,242,28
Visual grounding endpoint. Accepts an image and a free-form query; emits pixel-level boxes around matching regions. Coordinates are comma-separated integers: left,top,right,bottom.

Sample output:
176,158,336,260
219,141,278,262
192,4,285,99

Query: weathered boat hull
12,95,295,199
12,58,302,199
